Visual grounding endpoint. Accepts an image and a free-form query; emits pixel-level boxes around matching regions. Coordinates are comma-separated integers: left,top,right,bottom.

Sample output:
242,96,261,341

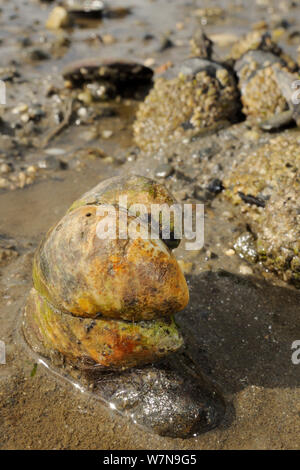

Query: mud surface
1,0,300,450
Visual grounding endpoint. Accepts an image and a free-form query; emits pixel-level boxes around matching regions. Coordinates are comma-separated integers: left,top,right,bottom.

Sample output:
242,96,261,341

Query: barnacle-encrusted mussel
230,31,300,128
133,58,240,151
23,175,225,437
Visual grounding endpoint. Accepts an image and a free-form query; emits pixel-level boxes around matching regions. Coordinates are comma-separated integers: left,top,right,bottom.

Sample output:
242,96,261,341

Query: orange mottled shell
23,288,183,369
33,204,189,321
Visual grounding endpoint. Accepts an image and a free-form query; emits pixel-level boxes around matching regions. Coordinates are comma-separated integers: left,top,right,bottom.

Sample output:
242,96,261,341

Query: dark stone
159,37,174,52
207,178,224,194
154,163,174,179
238,191,266,208
29,49,50,62
90,353,226,438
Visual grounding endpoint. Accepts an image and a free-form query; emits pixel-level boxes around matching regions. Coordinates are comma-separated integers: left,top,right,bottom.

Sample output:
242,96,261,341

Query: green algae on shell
23,288,183,370
133,58,240,151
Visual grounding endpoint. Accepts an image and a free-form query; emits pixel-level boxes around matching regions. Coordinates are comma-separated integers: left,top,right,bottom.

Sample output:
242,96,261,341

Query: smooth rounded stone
207,178,224,195
90,355,225,438
62,59,153,98
23,288,183,370
45,148,66,156
133,59,240,151
154,163,174,179
224,131,300,285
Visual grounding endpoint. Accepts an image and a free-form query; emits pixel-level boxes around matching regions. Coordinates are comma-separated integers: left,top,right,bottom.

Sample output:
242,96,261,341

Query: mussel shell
23,289,183,370
33,204,189,321
62,59,153,89
234,50,284,83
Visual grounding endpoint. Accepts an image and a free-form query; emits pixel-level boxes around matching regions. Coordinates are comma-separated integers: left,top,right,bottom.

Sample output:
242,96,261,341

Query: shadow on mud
176,270,300,431
179,270,300,393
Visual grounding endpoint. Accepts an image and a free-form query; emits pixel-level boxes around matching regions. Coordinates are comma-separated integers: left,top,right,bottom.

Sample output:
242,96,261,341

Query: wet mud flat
0,0,300,450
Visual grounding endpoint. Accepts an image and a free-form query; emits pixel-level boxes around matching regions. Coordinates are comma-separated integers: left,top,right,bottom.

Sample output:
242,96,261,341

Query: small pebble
225,248,235,256
101,130,113,139
46,7,70,30
207,178,224,194
154,164,174,179
102,34,116,45
29,49,50,61
0,163,12,175
45,148,65,157
239,264,254,276
0,177,8,189
39,156,62,171
12,103,28,115
144,58,155,67
178,260,193,274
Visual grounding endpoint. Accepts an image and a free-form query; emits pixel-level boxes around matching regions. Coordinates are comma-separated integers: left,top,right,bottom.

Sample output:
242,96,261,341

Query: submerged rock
90,354,225,438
